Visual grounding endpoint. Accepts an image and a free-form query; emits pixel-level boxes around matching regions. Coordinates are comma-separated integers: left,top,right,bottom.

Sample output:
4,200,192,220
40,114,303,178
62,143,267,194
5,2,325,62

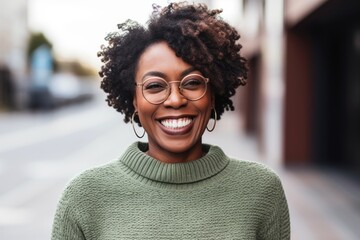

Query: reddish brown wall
284,30,312,164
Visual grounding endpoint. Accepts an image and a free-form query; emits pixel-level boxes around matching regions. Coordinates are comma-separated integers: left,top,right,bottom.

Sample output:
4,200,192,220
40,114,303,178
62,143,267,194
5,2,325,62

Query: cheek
197,95,213,122
203,92,213,112
135,96,157,125
134,89,147,111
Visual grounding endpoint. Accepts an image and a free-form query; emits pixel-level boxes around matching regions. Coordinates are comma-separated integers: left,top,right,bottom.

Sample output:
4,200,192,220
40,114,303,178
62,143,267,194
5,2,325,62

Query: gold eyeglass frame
135,73,209,105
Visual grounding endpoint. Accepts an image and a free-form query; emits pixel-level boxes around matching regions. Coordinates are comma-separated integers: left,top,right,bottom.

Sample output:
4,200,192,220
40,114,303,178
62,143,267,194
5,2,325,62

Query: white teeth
160,118,192,129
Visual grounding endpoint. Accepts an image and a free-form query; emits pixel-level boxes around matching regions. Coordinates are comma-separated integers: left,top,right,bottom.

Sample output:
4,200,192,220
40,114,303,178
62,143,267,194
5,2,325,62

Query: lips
160,117,193,129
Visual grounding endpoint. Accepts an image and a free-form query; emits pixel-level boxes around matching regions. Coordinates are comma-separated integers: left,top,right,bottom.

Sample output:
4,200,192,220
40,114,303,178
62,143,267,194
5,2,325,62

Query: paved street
0,86,359,239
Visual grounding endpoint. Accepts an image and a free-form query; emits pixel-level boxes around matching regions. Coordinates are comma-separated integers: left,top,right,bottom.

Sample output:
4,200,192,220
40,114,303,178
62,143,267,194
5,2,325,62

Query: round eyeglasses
135,73,209,104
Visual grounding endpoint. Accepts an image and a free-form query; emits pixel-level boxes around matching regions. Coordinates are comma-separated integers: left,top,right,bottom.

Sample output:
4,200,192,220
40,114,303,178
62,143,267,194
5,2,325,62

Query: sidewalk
208,112,360,240
282,167,360,240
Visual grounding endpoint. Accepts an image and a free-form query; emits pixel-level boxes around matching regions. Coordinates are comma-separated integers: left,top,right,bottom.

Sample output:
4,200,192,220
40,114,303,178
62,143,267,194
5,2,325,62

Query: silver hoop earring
131,111,145,138
206,109,217,132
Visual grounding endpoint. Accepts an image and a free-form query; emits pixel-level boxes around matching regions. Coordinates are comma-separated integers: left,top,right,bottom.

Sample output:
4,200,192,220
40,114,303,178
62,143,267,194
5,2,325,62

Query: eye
143,79,168,93
181,76,205,90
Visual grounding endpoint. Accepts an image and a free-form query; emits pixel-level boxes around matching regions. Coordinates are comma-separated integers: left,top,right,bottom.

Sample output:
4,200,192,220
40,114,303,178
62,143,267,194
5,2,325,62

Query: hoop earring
131,111,145,138
206,109,217,132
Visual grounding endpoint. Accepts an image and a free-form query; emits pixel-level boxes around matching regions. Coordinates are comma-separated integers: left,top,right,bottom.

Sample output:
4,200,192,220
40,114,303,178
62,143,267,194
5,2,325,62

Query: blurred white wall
0,0,29,109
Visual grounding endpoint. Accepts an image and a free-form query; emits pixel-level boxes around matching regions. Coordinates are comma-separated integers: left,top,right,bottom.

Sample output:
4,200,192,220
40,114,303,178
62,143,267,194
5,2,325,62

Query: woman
52,2,290,239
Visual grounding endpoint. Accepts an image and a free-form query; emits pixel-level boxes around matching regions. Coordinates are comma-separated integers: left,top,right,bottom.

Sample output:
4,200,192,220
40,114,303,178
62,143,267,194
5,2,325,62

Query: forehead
136,42,193,79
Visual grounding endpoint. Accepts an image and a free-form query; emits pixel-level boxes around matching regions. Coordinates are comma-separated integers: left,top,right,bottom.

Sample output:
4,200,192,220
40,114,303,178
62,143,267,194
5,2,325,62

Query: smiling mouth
160,117,193,129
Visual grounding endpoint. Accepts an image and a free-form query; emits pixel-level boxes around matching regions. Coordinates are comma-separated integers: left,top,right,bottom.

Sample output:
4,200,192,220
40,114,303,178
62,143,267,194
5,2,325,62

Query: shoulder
52,160,127,233
227,158,285,193
59,160,124,204
224,159,288,216
231,158,280,178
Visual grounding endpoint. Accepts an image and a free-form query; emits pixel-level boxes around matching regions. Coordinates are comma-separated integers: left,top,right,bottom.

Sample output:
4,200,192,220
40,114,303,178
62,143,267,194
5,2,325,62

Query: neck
146,142,205,163
120,142,229,184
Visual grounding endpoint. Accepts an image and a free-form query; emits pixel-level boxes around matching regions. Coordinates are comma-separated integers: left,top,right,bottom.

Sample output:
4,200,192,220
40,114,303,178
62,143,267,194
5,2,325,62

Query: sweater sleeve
258,175,291,240
51,188,86,240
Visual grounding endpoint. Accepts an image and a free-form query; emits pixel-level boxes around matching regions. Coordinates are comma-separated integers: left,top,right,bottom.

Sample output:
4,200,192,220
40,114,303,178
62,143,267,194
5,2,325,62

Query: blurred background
0,0,359,239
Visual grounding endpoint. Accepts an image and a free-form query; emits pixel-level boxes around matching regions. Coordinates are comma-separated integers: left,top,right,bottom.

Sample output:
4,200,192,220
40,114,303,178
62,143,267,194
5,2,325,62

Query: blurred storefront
284,0,360,176
230,0,360,176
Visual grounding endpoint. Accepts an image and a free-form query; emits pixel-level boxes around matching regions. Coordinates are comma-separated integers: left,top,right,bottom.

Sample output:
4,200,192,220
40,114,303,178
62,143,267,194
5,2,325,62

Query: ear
211,92,215,108
133,94,138,111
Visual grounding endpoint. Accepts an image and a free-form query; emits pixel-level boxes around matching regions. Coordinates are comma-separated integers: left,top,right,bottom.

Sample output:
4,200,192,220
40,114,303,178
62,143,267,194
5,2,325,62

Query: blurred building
282,0,360,177
213,0,360,177
0,0,29,110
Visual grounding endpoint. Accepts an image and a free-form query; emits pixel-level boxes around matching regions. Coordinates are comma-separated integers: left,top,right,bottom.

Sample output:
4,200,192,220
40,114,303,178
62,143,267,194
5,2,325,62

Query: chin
161,138,198,153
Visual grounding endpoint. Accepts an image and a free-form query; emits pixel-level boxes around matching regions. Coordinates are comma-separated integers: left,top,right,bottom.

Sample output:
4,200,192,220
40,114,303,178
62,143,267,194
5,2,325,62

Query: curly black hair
98,2,248,124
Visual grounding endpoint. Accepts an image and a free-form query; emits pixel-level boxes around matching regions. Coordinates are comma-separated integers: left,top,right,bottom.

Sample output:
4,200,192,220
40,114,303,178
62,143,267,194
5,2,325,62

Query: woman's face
133,41,213,163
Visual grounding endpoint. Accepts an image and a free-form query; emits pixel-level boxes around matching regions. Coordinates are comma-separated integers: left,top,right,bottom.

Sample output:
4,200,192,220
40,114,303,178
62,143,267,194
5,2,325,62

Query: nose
163,84,187,108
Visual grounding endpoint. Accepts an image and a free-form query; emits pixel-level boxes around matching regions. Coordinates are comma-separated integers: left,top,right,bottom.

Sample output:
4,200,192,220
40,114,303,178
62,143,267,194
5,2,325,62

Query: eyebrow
180,67,197,78
141,71,166,80
141,67,198,81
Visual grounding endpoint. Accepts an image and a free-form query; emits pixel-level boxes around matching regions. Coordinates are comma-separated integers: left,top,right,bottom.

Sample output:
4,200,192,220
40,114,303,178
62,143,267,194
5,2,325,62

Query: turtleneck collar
119,142,230,184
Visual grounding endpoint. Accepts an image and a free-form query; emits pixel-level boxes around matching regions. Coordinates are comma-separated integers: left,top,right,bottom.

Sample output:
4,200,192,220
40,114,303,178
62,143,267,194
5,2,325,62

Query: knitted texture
51,142,290,240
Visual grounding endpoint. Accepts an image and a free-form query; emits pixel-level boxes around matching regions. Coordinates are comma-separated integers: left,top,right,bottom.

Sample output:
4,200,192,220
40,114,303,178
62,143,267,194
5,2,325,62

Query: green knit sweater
51,142,290,240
